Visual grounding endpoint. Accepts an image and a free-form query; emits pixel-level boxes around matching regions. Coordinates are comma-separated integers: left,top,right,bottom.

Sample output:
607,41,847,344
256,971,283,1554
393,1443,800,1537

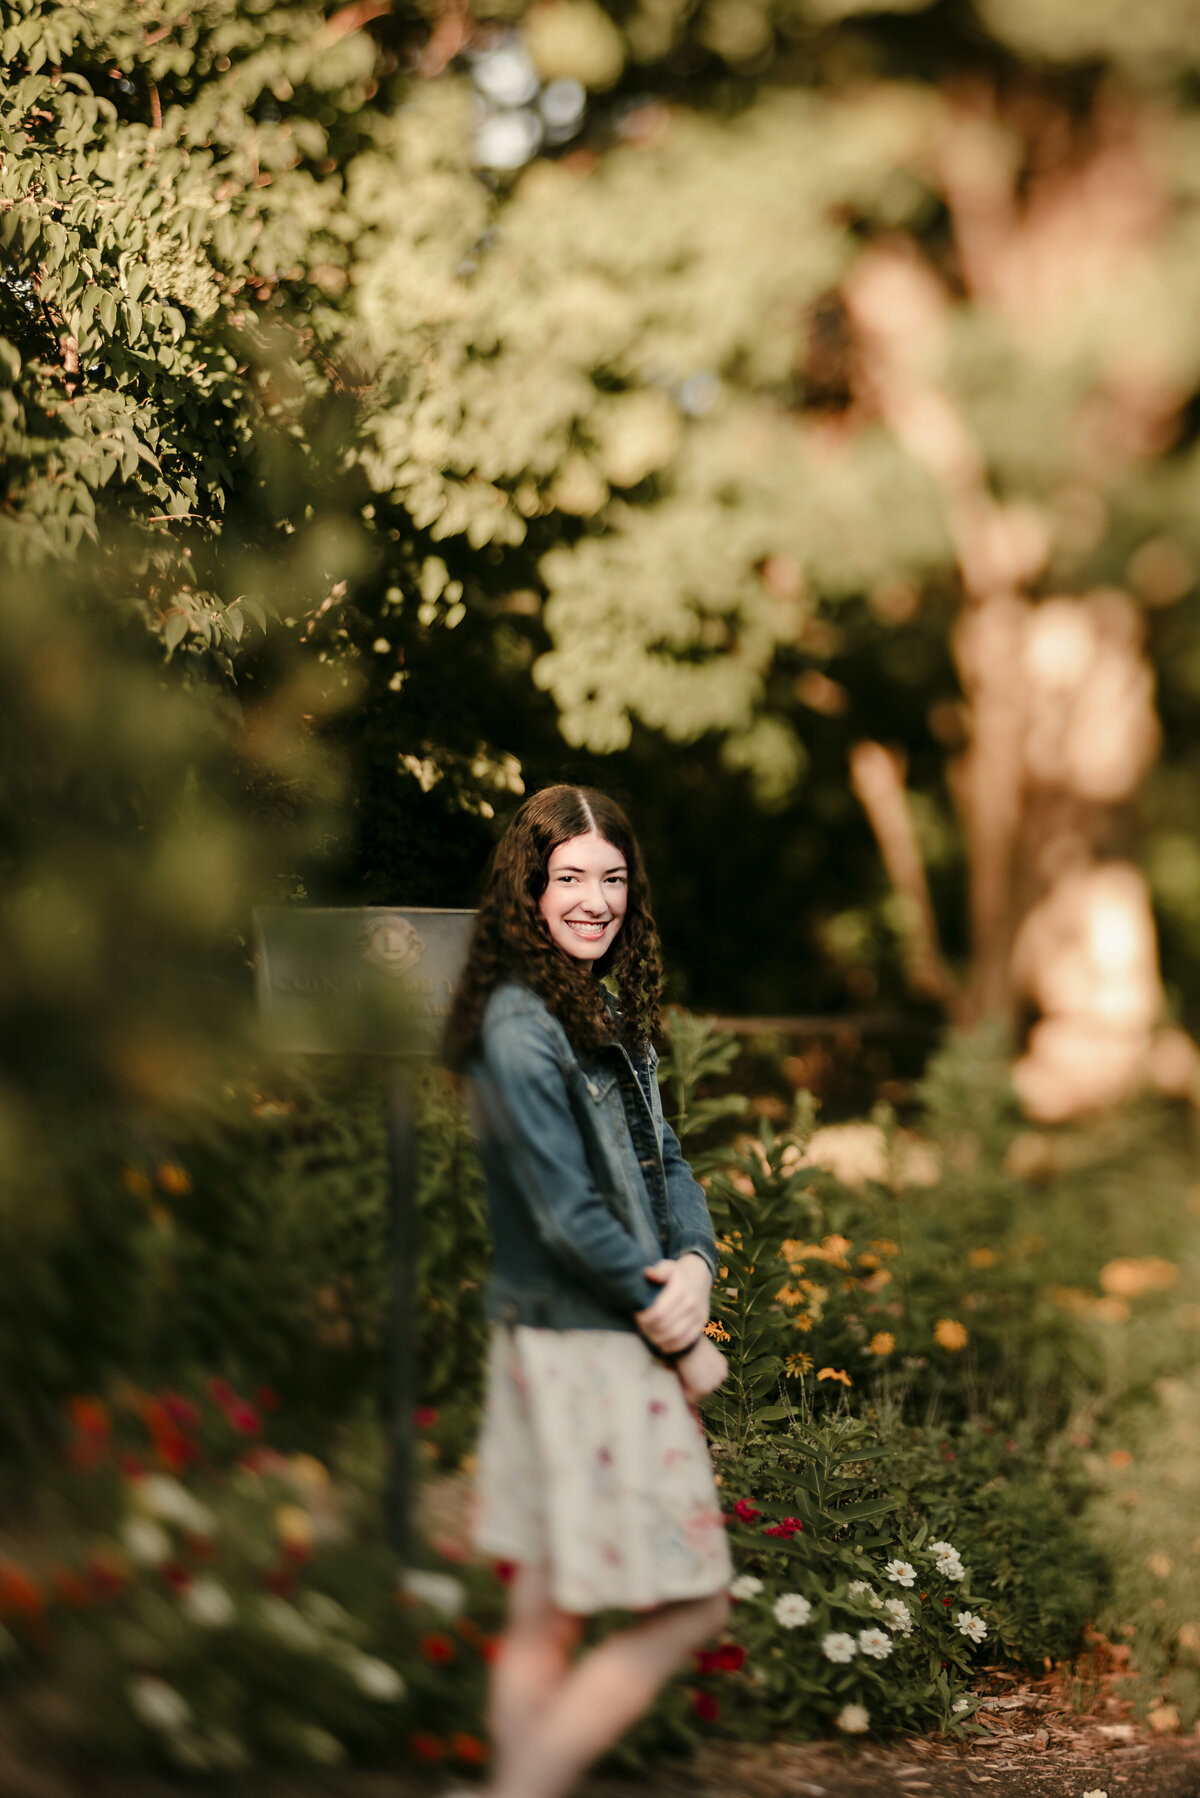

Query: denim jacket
467,981,718,1333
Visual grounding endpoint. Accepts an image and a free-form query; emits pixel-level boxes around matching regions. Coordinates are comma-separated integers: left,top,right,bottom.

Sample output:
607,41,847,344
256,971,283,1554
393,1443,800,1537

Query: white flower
1081,1790,1108,1798
883,1598,914,1635
296,1725,345,1765
952,1698,972,1713
773,1592,812,1628
347,1653,405,1701
885,1559,916,1588
257,1595,322,1652
930,1539,966,1581
822,1631,857,1663
401,1568,465,1616
858,1627,893,1660
137,1474,214,1537
836,1702,870,1734
121,1516,171,1567
180,1577,235,1629
955,1610,988,1643
848,1580,873,1599
127,1675,192,1734
730,1574,765,1601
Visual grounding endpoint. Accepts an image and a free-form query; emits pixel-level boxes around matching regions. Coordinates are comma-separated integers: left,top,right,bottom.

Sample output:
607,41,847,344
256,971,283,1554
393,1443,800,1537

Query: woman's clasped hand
636,1253,728,1401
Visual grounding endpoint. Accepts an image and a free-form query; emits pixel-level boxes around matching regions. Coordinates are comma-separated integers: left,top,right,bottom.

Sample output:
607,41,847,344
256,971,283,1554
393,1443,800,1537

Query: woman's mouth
565,918,610,939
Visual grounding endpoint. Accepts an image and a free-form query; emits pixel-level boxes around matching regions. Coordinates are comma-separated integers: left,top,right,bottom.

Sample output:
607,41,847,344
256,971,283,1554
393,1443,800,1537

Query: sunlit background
4,0,1200,1782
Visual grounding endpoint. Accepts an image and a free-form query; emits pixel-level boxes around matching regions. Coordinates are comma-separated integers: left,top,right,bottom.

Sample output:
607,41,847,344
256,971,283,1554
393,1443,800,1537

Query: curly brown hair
443,785,664,1068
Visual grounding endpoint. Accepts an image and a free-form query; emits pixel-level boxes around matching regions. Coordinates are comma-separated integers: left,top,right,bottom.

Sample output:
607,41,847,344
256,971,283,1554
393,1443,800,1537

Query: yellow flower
792,1313,814,1333
1092,1296,1131,1325
934,1318,968,1352
275,1504,315,1552
870,1238,900,1259
775,1285,805,1307
718,1266,729,1279
817,1367,853,1387
860,1269,893,1293
857,1252,881,1271
785,1351,813,1377
968,1247,997,1269
1100,1257,1178,1299
868,1331,895,1356
821,1234,852,1269
704,1320,731,1343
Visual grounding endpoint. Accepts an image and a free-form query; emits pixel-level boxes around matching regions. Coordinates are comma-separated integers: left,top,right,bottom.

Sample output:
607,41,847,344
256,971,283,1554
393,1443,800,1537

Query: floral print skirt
472,1323,732,1615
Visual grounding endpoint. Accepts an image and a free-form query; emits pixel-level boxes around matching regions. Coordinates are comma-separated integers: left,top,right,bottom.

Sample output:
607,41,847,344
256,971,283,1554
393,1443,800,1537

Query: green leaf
98,290,117,335
162,613,189,653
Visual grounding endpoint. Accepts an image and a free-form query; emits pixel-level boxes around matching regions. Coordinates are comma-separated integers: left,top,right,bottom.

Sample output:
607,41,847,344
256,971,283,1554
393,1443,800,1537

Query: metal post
385,1060,419,1564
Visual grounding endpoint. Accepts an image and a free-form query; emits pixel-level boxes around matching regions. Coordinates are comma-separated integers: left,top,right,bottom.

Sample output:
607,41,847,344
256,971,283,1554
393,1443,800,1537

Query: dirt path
6,1692,1200,1798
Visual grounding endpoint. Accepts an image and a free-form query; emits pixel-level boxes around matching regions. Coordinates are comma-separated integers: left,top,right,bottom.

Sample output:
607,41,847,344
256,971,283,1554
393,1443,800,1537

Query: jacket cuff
673,1239,717,1279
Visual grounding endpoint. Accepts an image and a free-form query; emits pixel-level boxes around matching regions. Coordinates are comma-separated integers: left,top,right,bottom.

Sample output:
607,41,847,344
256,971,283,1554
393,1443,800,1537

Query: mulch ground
5,1679,1200,1798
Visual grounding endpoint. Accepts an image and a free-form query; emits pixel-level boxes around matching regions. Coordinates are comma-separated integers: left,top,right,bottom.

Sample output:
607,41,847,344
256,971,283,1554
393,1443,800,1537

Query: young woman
444,784,732,1798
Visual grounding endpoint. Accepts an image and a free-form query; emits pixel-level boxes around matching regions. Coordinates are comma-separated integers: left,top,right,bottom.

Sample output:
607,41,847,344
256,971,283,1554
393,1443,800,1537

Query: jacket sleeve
479,1015,661,1314
661,1115,718,1277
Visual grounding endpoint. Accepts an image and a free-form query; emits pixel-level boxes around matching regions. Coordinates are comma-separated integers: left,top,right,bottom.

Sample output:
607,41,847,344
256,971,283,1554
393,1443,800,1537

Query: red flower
695,1643,746,1674
264,1567,296,1597
209,1378,236,1408
119,1454,146,1479
161,1562,192,1593
731,1498,761,1523
493,1559,516,1585
419,1631,455,1665
158,1392,200,1431
763,1517,804,1538
254,1386,280,1412
413,1406,439,1430
451,1733,487,1765
942,1596,952,1607
0,1565,43,1619
409,1732,443,1762
228,1403,261,1437
86,1561,127,1601
691,1690,721,1722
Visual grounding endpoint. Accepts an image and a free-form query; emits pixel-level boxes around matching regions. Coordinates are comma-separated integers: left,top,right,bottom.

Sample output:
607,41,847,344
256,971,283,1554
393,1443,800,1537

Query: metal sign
254,905,476,1056
252,903,477,1565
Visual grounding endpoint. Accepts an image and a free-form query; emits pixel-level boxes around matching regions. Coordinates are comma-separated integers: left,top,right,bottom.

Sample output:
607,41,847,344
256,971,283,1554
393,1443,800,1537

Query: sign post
254,905,475,1563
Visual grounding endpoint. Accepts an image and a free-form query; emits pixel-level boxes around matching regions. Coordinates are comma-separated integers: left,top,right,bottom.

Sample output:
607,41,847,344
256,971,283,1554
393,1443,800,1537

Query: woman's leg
489,1586,731,1798
487,1561,585,1788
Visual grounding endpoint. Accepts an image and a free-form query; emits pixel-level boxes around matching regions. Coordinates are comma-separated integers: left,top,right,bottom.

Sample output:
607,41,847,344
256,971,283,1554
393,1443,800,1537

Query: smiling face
538,831,629,963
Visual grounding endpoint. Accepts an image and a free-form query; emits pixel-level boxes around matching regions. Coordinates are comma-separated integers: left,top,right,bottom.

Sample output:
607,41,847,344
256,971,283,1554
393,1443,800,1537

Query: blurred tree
9,0,1200,1068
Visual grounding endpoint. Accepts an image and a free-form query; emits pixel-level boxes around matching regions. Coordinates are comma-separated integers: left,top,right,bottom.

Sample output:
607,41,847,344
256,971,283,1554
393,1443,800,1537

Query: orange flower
785,1351,813,1377
155,1162,191,1196
775,1285,804,1307
704,1320,730,1343
868,1332,895,1356
870,1238,900,1259
792,1313,814,1333
934,1318,968,1352
67,1396,109,1439
968,1247,997,1269
451,1733,487,1765
121,1166,152,1197
860,1270,893,1294
0,1564,43,1619
817,1367,852,1387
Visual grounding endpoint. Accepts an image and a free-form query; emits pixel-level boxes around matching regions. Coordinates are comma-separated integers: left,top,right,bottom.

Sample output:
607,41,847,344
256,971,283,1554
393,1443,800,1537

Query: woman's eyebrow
554,863,628,874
